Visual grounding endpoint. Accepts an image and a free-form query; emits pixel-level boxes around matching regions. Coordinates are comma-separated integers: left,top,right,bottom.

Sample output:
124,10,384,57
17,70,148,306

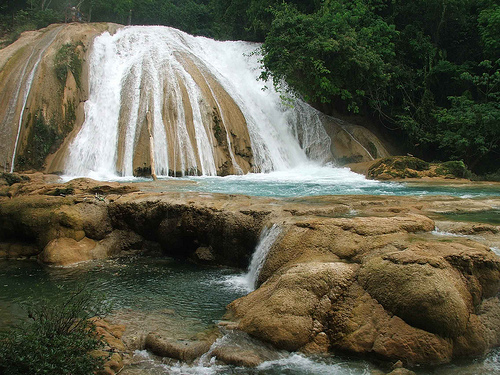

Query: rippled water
0,257,245,333
1,257,499,374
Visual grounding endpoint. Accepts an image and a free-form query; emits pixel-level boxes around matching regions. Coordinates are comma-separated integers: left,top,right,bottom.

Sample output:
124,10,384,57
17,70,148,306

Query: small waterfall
245,224,282,290
8,26,62,172
64,26,332,178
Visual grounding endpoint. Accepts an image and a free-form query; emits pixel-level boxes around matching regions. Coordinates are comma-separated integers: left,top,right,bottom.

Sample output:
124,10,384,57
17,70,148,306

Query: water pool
1,257,498,375
142,166,500,198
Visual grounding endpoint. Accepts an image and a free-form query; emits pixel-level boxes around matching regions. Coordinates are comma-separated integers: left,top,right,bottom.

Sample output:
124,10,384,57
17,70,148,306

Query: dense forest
0,0,498,175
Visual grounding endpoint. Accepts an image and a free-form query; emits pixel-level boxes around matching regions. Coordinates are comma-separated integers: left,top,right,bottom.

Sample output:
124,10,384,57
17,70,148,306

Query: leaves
259,1,396,112
0,283,111,375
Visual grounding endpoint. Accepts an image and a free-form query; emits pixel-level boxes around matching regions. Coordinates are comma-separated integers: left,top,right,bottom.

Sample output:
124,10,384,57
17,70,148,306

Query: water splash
245,224,282,291
64,26,332,178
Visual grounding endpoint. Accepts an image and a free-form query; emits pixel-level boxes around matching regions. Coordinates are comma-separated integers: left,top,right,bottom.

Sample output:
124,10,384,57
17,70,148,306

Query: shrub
435,160,472,179
0,284,111,375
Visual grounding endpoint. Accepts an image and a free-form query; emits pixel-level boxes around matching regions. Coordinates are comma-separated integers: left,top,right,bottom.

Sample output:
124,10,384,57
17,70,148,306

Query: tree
260,1,396,113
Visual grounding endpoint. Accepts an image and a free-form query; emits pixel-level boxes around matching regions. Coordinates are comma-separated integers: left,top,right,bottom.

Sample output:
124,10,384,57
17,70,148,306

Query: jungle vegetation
0,0,498,174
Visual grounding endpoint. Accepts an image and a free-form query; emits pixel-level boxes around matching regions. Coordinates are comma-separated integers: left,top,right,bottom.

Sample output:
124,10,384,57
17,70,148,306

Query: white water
245,224,282,290
131,340,376,374
64,26,332,178
432,227,485,240
218,224,283,293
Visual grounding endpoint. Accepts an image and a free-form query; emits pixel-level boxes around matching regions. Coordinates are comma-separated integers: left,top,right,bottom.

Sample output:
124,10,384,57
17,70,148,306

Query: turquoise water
438,209,500,225
157,166,500,198
0,257,246,333
63,165,500,198
1,258,498,374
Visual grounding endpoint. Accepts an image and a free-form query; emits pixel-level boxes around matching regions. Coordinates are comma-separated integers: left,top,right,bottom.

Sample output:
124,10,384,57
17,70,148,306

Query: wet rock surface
0,174,499,366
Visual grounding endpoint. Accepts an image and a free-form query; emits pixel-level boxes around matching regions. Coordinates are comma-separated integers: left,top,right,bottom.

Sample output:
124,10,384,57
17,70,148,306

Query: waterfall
64,26,332,178
6,26,62,172
245,224,282,290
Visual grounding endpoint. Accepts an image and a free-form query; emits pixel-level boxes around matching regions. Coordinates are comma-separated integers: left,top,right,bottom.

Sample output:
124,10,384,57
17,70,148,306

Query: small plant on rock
0,284,111,375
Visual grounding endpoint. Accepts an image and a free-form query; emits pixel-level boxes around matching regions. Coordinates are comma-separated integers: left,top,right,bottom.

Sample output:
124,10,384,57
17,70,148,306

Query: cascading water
245,224,282,291
0,26,63,172
64,26,332,178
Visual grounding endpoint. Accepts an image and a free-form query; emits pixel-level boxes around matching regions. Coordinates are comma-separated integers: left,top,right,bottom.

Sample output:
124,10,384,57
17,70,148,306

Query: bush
435,160,472,179
0,284,111,375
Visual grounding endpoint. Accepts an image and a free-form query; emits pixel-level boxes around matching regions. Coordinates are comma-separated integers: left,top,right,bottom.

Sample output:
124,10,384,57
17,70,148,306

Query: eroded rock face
227,214,500,366
0,175,499,366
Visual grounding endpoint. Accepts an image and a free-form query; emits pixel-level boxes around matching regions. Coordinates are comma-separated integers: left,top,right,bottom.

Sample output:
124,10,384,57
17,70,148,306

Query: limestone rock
39,237,97,266
358,251,471,337
1,183,499,367
387,369,416,375
145,333,213,362
228,262,355,351
192,246,215,263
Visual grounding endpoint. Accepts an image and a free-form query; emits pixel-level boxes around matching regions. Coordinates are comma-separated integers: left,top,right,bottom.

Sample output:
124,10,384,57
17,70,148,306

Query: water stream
4,26,63,172
244,224,282,291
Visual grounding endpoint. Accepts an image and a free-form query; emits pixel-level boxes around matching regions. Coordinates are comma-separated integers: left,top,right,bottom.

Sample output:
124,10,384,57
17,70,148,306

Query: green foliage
0,5,63,46
54,43,84,88
478,3,500,59
212,107,226,146
17,111,58,170
432,59,500,170
435,161,471,178
0,284,110,375
260,1,396,113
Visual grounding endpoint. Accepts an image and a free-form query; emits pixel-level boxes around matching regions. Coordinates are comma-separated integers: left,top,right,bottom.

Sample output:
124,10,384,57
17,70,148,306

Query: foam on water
257,353,373,375
431,227,485,240
129,348,376,375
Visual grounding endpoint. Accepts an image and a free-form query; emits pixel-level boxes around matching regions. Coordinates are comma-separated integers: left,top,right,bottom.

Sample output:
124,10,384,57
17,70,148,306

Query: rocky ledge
0,173,499,368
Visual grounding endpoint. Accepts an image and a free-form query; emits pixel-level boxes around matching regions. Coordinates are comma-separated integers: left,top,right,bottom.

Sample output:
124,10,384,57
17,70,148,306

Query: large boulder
227,214,500,366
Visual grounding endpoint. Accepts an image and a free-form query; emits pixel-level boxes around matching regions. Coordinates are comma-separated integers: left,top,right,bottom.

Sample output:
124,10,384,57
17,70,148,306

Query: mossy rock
435,161,471,179
0,173,30,186
368,156,430,179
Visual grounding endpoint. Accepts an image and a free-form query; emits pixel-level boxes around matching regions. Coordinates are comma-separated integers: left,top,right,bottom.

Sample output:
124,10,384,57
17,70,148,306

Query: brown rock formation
0,23,122,173
0,23,391,176
0,175,498,366
227,215,500,366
